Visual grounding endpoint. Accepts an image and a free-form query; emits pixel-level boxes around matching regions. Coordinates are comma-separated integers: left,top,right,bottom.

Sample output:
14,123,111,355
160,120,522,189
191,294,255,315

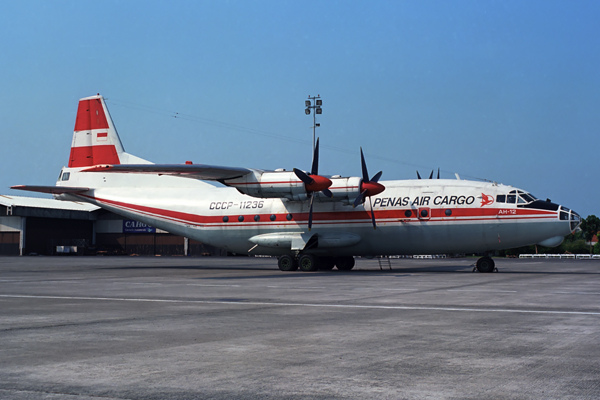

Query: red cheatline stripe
79,195,557,228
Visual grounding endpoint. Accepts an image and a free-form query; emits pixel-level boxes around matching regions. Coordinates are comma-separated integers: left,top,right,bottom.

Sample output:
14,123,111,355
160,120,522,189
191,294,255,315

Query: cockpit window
520,193,536,203
496,195,506,203
507,194,516,204
61,172,70,181
517,196,526,204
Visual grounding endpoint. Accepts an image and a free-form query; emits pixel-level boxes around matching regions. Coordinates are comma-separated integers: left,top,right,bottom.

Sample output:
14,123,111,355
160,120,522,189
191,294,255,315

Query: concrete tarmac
0,256,599,399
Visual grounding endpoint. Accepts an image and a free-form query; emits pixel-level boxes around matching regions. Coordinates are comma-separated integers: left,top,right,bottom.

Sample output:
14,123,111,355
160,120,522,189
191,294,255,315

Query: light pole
305,95,322,154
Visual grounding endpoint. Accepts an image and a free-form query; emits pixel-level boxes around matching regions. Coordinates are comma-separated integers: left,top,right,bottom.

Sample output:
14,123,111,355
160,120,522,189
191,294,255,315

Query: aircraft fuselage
55,170,577,257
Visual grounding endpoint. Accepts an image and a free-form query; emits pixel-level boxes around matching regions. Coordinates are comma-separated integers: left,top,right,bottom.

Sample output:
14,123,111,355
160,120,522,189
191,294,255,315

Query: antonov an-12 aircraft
13,94,582,272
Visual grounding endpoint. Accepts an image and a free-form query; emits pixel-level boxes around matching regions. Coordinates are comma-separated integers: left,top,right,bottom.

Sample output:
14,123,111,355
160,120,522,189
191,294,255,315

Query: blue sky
1,0,598,217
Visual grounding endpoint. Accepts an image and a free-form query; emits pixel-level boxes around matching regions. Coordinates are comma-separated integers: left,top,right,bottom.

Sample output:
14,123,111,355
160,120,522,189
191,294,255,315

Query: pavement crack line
0,387,132,399
1,294,599,315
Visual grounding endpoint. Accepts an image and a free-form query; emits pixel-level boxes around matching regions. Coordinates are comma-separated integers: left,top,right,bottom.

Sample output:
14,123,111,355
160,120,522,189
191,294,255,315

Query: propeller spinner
353,148,385,229
293,138,333,230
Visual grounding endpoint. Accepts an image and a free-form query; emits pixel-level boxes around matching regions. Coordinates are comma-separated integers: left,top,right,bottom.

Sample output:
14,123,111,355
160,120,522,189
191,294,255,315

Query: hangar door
25,218,93,255
0,232,20,255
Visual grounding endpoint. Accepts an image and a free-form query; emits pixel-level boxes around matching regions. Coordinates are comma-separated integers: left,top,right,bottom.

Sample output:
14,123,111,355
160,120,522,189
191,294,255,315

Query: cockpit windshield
520,193,537,203
496,190,537,204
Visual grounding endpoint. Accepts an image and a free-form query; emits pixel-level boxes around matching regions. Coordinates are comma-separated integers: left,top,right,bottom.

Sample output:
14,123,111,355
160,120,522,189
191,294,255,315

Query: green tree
580,215,600,254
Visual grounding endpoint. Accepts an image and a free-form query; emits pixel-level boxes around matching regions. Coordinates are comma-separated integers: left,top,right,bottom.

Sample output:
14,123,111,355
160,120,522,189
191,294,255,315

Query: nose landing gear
474,256,497,273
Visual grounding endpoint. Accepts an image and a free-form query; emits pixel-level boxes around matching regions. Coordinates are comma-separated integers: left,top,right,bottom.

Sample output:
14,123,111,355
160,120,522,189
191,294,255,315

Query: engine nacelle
325,176,363,205
223,170,308,201
223,171,364,203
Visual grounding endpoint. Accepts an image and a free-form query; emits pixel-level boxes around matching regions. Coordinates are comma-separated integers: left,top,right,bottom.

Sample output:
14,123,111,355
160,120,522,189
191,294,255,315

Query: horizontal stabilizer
81,164,252,181
10,185,90,195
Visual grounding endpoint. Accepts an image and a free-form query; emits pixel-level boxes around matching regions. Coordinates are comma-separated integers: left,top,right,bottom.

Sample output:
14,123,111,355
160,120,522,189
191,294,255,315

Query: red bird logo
481,193,494,207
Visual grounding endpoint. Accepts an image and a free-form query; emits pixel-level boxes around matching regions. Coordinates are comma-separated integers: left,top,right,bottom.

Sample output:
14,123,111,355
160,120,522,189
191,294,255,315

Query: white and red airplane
13,94,582,272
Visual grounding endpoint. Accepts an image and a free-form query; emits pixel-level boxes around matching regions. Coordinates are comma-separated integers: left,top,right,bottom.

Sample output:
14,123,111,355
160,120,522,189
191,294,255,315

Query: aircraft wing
81,164,253,181
10,185,90,194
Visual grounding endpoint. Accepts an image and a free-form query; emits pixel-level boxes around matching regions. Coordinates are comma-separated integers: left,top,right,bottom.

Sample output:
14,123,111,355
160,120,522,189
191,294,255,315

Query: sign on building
123,220,156,233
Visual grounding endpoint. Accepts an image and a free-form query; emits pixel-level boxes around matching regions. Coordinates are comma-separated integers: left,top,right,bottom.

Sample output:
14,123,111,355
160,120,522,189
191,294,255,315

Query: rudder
68,94,125,167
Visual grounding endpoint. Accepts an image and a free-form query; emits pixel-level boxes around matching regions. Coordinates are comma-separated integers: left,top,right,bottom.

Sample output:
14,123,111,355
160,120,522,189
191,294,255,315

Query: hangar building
0,195,224,257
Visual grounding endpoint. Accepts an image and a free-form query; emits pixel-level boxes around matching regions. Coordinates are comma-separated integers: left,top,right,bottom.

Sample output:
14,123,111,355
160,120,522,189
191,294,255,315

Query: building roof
0,195,99,212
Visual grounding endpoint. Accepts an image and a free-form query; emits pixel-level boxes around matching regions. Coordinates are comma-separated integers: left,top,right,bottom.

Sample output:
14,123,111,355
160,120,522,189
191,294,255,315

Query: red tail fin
68,95,124,167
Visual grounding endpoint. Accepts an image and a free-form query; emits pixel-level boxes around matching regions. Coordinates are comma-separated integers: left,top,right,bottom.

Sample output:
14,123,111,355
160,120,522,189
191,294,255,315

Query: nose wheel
474,256,497,273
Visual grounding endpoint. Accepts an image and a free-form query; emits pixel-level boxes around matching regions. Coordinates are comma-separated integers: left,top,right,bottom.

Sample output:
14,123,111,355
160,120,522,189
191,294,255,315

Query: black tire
318,257,335,271
299,254,319,272
335,256,355,271
476,256,495,273
278,255,298,271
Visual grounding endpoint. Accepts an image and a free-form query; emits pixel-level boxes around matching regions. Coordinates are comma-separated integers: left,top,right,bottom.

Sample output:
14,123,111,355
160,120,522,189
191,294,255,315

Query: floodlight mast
305,95,322,156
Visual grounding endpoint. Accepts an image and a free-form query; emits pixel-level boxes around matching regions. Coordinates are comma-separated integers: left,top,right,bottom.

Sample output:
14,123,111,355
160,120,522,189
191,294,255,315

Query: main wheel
299,254,319,272
318,257,335,271
476,256,495,273
278,255,298,271
335,256,355,271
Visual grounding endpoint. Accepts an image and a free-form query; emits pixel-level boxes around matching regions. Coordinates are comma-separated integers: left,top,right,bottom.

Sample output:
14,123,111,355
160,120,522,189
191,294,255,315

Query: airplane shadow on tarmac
97,262,479,280
98,261,600,277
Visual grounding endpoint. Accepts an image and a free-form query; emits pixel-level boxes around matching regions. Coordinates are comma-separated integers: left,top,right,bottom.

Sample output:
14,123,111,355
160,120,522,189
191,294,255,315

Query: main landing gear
474,256,497,273
277,255,355,272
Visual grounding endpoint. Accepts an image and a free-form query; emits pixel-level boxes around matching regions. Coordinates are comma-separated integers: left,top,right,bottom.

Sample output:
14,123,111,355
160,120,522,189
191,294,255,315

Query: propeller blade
371,171,382,183
353,190,367,208
308,195,315,231
416,171,421,179
293,168,314,185
321,188,333,198
360,148,369,182
429,170,434,179
437,168,440,179
369,196,377,230
311,138,320,175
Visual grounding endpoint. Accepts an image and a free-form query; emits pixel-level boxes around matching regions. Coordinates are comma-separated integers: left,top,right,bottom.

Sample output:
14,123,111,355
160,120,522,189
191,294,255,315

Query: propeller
417,168,440,179
353,148,385,229
293,138,333,230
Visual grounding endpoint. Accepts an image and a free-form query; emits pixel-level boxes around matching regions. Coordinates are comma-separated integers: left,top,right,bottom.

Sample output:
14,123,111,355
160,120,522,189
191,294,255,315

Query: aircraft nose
570,210,582,231
560,206,582,232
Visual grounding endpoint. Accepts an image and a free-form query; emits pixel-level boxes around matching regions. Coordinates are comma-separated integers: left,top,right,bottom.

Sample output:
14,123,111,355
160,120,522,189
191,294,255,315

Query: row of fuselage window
222,214,294,222
220,208,453,222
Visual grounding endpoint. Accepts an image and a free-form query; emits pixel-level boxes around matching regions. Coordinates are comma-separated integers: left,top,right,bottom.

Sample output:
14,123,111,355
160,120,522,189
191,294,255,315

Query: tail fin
68,94,150,167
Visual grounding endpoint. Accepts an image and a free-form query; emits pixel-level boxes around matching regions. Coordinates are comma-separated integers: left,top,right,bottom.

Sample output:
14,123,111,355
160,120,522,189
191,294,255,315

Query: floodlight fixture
305,94,323,155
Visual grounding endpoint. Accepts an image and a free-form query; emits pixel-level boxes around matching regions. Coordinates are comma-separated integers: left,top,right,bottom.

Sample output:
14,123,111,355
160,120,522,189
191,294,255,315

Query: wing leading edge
10,185,90,195
81,164,253,181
